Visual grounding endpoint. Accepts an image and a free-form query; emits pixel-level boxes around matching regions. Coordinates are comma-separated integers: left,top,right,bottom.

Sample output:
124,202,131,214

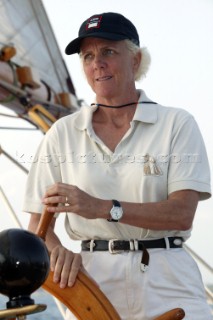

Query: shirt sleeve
168,114,211,200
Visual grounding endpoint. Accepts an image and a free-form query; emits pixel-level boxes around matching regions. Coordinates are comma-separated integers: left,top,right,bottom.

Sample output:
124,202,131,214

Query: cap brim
65,33,128,55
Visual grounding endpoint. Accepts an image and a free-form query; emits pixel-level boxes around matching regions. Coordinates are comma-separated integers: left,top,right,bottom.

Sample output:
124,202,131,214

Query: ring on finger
65,196,70,206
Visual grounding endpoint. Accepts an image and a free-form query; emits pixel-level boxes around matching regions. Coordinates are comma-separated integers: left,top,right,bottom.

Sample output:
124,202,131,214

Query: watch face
110,206,123,220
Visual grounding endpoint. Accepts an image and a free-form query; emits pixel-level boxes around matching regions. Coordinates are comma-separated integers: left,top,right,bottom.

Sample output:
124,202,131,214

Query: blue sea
0,288,64,319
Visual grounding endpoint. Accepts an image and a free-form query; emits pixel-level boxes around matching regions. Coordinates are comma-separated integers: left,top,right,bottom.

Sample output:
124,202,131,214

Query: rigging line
0,186,23,229
0,112,20,118
0,78,72,110
0,126,38,130
31,97,71,109
184,244,213,274
0,99,47,131
0,109,42,130
0,146,29,174
0,78,29,98
17,114,41,130
31,1,66,92
205,286,213,302
0,106,44,132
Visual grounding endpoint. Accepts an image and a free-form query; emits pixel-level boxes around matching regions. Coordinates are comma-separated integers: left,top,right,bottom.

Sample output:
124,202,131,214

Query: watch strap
112,199,121,207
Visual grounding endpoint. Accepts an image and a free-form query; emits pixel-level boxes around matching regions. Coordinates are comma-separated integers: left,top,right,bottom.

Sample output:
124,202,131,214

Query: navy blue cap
65,12,140,55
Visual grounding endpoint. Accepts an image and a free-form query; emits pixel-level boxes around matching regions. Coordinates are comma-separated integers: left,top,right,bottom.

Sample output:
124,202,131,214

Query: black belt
81,237,183,272
81,237,183,253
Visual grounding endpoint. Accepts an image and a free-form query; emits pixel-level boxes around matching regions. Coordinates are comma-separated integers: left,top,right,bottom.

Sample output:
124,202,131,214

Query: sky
0,0,213,284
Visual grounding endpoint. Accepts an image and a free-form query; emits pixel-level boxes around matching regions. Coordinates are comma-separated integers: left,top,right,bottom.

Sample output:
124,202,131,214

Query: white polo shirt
23,90,211,241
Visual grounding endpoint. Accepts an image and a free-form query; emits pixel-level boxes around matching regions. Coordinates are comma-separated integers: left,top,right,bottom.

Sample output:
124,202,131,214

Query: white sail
0,0,78,127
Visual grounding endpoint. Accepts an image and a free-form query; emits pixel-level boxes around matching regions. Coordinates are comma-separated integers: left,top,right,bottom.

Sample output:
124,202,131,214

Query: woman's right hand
50,245,82,288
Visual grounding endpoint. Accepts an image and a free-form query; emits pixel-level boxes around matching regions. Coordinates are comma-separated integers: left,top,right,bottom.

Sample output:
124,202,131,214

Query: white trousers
65,248,212,320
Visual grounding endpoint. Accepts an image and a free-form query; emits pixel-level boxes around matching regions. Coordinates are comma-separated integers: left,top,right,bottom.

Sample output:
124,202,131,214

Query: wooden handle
36,207,53,240
153,308,185,320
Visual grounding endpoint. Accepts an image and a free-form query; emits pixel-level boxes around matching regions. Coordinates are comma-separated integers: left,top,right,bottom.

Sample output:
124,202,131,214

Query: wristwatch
108,200,123,222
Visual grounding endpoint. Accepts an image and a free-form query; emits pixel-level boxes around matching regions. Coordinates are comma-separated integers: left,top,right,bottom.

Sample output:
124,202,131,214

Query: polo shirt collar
133,90,158,124
74,103,97,131
74,90,158,130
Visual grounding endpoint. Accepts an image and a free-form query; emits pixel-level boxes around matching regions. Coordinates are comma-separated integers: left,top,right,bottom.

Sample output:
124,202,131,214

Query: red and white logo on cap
86,15,102,30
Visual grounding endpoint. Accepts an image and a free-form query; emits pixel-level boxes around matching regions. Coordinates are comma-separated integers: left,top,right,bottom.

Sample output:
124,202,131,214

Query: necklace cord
90,101,156,108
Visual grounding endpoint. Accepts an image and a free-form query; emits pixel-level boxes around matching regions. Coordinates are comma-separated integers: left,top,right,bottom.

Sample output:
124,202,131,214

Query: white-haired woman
23,12,212,320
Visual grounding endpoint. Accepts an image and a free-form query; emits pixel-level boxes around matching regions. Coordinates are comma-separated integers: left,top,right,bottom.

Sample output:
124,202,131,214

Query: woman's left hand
50,244,82,288
42,182,102,219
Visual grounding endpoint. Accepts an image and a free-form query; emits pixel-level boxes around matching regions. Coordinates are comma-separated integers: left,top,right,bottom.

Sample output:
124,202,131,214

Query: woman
23,12,212,320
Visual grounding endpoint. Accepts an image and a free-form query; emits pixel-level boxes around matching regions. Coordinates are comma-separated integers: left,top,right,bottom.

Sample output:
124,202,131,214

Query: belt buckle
108,239,123,254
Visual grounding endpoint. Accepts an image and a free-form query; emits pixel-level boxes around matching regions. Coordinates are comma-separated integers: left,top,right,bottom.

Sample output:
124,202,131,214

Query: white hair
124,39,151,81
